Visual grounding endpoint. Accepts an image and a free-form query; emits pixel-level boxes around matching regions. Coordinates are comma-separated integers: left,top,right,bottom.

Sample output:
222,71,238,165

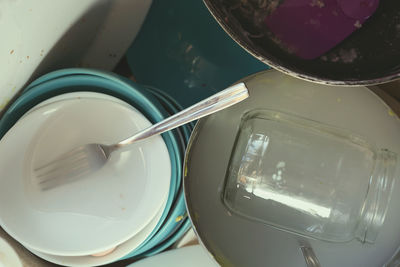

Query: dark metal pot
203,0,400,85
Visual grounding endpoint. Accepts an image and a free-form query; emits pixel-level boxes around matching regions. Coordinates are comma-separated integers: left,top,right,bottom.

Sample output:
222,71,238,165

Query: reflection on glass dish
224,109,397,243
251,187,332,219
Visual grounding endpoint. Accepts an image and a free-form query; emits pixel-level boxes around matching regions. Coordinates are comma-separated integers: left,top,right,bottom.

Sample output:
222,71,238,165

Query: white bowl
0,93,171,256
0,237,22,267
0,0,152,112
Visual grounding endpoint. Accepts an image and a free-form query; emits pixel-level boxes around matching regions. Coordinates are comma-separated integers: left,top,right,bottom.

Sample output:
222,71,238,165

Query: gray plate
184,70,400,267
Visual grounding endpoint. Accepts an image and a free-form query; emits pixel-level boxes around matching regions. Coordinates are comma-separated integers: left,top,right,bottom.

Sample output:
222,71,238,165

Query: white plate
128,245,218,267
0,0,152,112
23,92,135,116
0,237,22,267
27,198,167,267
0,95,171,256
21,92,169,266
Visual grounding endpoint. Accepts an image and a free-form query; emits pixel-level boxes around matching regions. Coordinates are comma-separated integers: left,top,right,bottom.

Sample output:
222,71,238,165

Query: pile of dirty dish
0,68,192,266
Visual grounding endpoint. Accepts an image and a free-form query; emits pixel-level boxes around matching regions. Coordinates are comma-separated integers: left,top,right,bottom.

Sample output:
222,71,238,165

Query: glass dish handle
300,243,321,267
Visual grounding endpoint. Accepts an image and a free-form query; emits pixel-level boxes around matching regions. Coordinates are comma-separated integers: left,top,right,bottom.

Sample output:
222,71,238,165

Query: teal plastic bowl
0,68,191,262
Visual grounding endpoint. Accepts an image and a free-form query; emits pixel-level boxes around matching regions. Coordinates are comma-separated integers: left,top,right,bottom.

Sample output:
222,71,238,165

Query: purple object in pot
264,0,380,59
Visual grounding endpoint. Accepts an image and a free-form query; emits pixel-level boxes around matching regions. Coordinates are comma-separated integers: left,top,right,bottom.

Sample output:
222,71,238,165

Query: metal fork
34,83,249,190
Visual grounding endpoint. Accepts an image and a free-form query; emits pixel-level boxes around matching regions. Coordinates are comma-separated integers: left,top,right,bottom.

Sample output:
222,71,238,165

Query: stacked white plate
0,69,192,266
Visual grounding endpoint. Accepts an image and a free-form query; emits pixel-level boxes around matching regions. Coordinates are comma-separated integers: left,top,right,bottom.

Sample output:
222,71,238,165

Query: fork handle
115,82,249,148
